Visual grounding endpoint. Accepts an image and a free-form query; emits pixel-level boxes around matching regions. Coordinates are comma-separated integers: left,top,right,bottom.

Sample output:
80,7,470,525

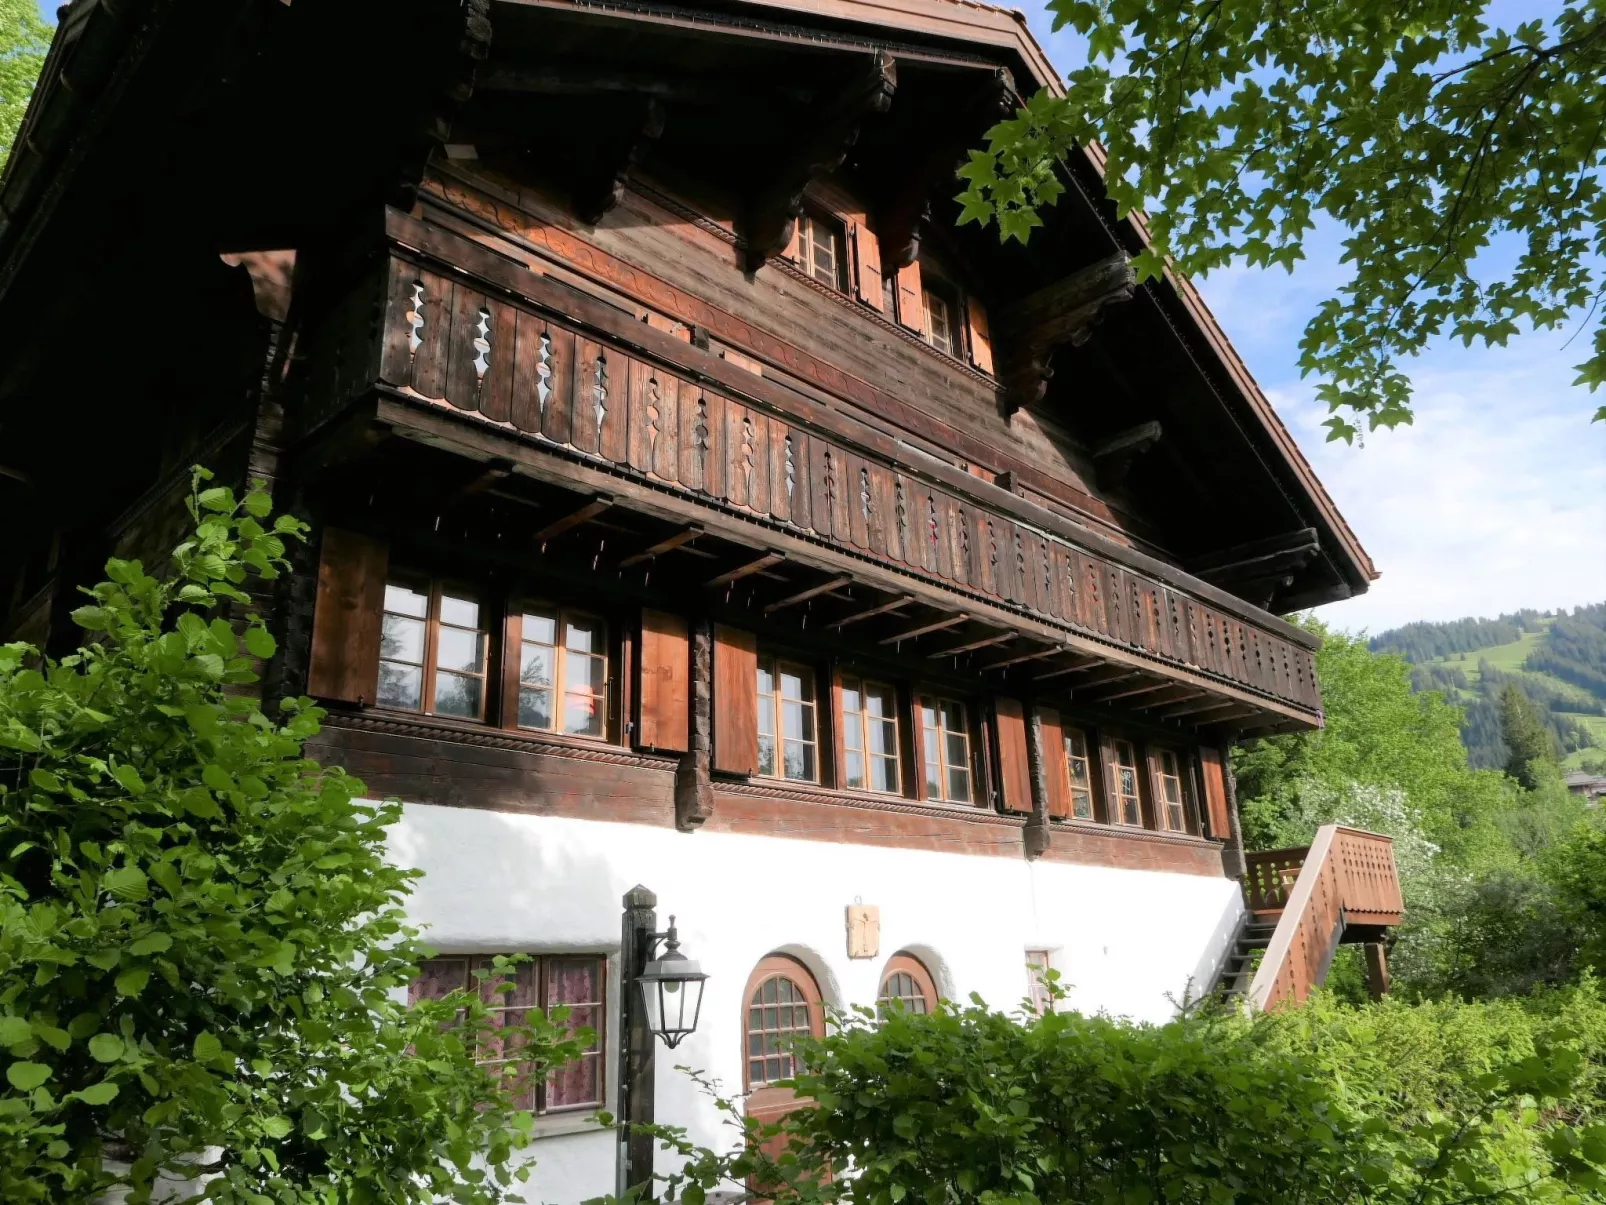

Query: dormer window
795,212,845,291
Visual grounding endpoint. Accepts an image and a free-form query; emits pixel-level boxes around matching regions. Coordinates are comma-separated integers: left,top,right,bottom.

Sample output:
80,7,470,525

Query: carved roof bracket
741,51,897,274
875,66,1015,270
573,97,667,226
997,252,1137,417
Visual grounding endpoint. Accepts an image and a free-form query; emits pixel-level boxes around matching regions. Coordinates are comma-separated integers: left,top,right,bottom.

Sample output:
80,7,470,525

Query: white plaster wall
388,803,1244,1204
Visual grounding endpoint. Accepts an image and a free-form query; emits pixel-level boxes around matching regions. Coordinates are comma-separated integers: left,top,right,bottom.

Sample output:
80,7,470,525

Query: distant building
1566,771,1606,805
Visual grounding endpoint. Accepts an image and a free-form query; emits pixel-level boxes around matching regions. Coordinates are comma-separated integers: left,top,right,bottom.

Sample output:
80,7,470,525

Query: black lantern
636,917,707,1049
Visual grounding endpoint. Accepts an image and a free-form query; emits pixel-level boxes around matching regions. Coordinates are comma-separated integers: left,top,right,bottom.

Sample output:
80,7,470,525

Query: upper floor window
379,580,488,720
1108,738,1143,826
758,655,819,782
410,954,605,1113
795,212,844,291
922,285,956,356
840,676,900,794
1154,748,1188,832
918,696,972,803
1064,727,1096,820
516,607,608,738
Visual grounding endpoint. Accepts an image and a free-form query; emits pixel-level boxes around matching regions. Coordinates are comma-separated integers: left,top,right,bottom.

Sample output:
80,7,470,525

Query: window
757,656,819,782
744,956,823,1088
410,954,605,1112
1109,738,1143,826
917,696,972,803
922,286,955,355
516,607,609,738
841,677,900,794
378,581,488,720
795,213,844,290
1026,949,1054,1015
1064,727,1096,820
877,953,937,1017
1155,748,1188,832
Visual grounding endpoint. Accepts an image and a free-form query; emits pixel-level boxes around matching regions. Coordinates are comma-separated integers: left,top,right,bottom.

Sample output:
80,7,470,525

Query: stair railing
1246,825,1403,1011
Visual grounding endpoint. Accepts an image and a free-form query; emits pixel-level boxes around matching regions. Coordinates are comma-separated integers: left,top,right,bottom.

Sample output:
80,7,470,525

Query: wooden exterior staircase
1216,825,1404,1009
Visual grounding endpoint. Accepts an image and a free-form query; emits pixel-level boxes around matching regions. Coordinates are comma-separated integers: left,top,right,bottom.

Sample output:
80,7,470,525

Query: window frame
1062,726,1097,821
743,954,825,1092
922,283,958,356
1106,737,1144,827
838,674,902,796
916,693,975,805
1025,948,1055,1015
1152,746,1190,833
877,952,938,1017
507,603,613,742
377,577,491,722
794,210,847,292
408,953,608,1116
756,653,822,784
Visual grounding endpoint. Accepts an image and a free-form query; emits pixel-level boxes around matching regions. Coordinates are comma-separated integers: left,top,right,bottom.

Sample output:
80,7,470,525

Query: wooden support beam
826,593,915,630
1158,697,1244,720
980,644,1064,671
535,494,614,544
929,630,1014,659
742,52,896,272
878,612,968,645
1056,665,1137,690
573,97,666,226
1091,421,1162,490
763,574,854,614
1032,658,1104,682
455,457,515,498
999,253,1138,415
1129,685,1208,710
1079,678,1172,704
706,551,786,588
1196,704,1262,726
618,524,703,568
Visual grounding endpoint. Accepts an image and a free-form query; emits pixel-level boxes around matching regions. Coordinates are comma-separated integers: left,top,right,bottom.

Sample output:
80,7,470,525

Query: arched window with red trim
877,952,937,1016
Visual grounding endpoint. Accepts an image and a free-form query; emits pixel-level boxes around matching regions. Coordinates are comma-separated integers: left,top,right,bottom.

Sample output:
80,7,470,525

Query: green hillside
1370,603,1606,772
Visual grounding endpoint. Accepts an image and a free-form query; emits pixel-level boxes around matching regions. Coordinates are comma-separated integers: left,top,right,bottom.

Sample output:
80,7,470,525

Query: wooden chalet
0,0,1399,1194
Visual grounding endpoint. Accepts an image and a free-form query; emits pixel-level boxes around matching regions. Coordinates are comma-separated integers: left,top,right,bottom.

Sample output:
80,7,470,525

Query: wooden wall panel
409,270,454,399
379,261,418,385
1039,705,1071,818
541,325,576,445
637,609,690,753
308,528,388,704
1199,745,1232,841
712,624,759,775
994,697,1032,813
480,299,517,423
444,286,486,413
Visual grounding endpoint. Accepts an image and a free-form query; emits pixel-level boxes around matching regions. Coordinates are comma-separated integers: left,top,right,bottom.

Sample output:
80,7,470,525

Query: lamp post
616,886,709,1201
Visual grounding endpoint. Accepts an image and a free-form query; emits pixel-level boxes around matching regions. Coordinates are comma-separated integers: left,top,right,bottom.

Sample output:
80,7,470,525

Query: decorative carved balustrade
1246,826,1404,1011
306,208,1328,726
1244,846,1306,916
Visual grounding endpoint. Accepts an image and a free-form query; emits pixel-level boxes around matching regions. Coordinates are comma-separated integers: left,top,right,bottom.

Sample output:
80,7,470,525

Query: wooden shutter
1038,705,1071,818
1199,745,1232,840
637,609,690,752
847,217,884,311
784,218,801,262
307,528,388,704
966,295,995,375
712,624,759,775
993,696,1032,813
895,260,924,333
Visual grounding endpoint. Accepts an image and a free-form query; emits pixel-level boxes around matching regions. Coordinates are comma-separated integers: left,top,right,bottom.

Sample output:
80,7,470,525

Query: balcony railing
1246,825,1404,1010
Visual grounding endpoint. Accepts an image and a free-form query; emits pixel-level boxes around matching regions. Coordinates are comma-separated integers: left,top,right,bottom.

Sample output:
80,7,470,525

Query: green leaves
959,0,1606,438
0,466,568,1204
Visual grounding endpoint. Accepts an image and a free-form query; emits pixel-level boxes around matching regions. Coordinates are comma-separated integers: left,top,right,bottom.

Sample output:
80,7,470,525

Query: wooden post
1364,941,1391,1001
1219,734,1247,881
617,886,658,1200
1022,704,1051,859
675,620,715,830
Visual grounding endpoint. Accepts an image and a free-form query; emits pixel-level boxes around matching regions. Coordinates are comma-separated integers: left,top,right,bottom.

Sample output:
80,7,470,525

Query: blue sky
1022,8,1606,637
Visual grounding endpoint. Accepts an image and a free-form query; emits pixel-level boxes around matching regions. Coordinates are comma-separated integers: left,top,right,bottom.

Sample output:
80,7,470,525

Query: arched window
743,954,824,1092
877,952,937,1016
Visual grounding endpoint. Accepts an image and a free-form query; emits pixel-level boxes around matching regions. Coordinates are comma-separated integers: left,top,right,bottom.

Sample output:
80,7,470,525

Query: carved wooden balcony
301,208,1328,734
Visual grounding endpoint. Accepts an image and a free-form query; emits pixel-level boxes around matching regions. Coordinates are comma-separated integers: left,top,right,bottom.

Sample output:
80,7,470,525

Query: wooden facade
0,0,1382,880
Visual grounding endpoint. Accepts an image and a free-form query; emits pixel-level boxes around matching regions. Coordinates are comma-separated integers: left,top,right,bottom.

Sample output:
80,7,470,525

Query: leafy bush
0,471,581,1203
639,982,1606,1205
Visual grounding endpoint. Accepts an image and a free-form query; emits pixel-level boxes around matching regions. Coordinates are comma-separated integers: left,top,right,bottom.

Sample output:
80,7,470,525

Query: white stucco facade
389,801,1244,1204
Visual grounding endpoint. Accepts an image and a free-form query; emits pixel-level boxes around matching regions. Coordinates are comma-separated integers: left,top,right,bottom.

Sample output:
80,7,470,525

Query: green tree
0,0,51,171
955,1,1606,441
1501,682,1557,790
0,470,583,1203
